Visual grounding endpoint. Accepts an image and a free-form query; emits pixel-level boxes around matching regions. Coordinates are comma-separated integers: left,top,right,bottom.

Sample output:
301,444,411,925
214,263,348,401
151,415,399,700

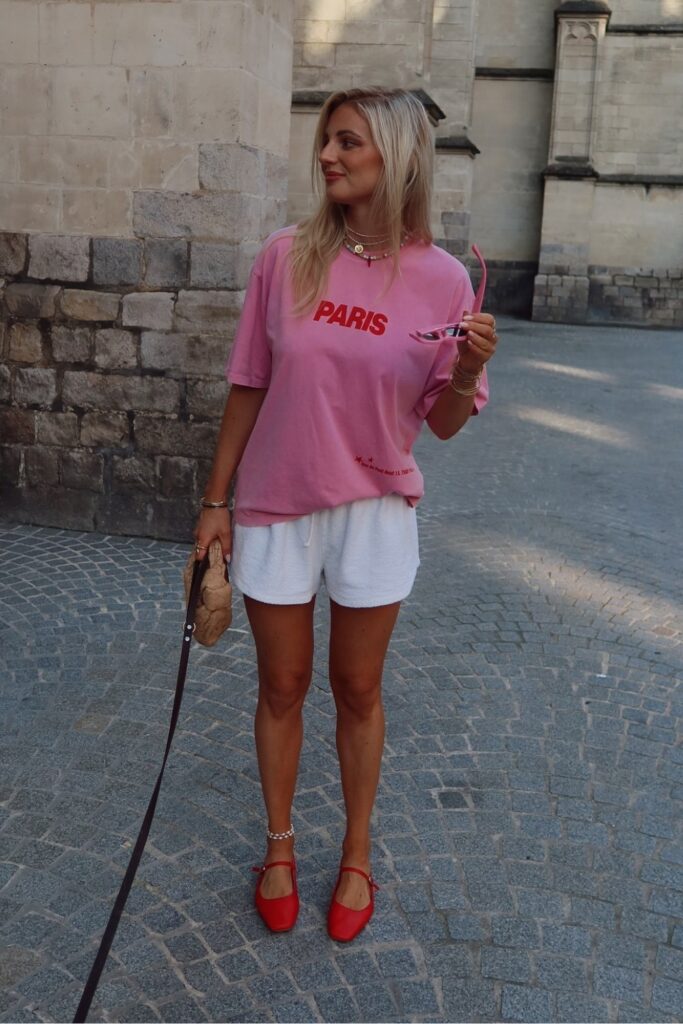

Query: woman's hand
457,310,499,375
193,507,232,563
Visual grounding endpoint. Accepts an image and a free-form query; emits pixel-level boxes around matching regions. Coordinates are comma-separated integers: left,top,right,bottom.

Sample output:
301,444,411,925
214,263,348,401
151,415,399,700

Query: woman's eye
341,140,356,149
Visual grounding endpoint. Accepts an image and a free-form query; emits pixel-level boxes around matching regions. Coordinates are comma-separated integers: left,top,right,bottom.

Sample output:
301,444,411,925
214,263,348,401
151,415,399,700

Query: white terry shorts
231,494,420,607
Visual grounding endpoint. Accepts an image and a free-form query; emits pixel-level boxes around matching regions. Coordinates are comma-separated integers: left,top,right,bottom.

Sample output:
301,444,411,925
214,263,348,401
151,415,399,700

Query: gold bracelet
449,360,482,396
200,497,228,509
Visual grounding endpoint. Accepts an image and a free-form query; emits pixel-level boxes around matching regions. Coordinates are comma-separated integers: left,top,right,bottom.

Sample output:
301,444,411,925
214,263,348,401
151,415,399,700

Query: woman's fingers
459,311,498,364
193,508,232,561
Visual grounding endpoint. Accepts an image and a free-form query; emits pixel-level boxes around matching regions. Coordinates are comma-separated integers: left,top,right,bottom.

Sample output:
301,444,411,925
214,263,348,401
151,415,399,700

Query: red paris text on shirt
313,300,388,336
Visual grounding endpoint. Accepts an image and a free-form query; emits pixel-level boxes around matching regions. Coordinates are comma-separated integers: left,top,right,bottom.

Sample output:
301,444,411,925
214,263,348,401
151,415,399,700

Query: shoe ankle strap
252,859,296,874
339,865,379,890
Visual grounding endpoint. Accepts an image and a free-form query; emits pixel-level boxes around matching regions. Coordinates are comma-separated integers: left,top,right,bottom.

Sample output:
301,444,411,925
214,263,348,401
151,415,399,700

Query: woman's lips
324,173,344,180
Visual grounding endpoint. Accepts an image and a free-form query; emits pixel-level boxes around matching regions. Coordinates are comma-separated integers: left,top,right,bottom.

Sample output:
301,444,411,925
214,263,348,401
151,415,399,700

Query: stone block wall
533,3,683,326
0,0,295,541
293,0,432,90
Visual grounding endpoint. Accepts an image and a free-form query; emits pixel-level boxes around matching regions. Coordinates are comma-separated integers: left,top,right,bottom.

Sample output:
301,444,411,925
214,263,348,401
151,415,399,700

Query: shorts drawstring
302,516,314,548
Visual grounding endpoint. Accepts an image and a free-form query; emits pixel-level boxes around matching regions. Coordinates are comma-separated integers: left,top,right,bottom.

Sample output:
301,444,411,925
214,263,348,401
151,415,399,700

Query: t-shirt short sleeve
225,252,271,388
413,270,489,420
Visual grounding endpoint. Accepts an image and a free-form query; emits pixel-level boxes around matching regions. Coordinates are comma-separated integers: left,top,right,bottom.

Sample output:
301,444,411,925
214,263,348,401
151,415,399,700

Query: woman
193,87,498,942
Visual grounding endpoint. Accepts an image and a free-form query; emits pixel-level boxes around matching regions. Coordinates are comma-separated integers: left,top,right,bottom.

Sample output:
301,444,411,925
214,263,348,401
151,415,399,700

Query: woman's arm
193,383,267,559
426,311,498,441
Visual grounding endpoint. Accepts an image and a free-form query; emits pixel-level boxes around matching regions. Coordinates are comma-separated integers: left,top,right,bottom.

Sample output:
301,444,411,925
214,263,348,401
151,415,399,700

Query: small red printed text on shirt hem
354,455,414,477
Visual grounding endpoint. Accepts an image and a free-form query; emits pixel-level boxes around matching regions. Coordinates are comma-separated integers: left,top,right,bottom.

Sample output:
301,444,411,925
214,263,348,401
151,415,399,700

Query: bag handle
72,554,209,1023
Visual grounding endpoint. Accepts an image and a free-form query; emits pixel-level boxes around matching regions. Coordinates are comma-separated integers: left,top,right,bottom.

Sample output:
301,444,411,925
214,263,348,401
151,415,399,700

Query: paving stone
652,976,683,1016
557,993,610,1021
313,988,359,1023
395,978,440,1016
594,963,644,1003
442,977,498,1021
376,948,420,978
501,984,554,1022
492,917,541,949
656,946,683,981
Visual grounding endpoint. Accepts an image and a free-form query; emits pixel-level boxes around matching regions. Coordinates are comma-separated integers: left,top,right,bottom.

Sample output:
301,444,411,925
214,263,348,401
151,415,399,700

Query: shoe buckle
251,865,265,874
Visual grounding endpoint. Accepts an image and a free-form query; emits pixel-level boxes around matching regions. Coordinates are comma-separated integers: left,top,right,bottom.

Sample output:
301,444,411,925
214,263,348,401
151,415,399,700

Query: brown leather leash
72,555,208,1023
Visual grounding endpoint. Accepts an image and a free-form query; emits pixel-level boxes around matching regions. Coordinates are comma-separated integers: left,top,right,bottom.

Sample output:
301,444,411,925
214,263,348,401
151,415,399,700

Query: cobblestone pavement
1,317,682,1024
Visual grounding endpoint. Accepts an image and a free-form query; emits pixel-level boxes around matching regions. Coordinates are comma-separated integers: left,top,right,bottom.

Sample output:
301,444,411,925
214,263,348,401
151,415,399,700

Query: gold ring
195,544,206,552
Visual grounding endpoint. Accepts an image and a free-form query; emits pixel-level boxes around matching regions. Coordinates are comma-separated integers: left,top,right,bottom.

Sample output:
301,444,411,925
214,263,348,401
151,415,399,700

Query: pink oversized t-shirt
226,227,488,526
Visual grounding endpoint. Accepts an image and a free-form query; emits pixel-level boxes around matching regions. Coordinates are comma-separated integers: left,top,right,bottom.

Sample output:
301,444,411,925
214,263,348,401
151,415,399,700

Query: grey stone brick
501,984,554,1022
187,377,228,419
9,323,43,363
190,243,242,289
144,239,188,288
134,415,217,457
0,231,27,274
51,325,91,364
198,143,264,194
122,292,174,330
25,447,59,486
174,288,243,333
60,289,120,322
80,411,129,448
133,190,259,243
140,331,226,375
14,367,57,407
29,234,90,282
36,411,79,446
62,371,180,414
60,450,104,492
5,283,60,318
94,328,138,370
93,238,143,286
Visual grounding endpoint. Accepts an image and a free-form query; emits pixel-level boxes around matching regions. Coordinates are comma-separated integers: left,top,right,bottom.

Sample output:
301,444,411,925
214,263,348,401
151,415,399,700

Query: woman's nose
319,141,337,166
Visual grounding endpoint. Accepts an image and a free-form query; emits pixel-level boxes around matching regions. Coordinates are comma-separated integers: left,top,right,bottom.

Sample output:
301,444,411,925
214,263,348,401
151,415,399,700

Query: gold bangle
200,497,228,509
449,360,482,396
449,377,480,397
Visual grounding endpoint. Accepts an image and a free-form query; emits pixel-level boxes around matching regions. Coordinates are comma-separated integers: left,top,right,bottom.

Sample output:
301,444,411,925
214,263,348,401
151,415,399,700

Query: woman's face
319,102,384,207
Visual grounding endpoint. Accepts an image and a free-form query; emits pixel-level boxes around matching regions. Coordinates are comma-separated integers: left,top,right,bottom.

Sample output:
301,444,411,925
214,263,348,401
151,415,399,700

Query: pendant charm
354,243,364,255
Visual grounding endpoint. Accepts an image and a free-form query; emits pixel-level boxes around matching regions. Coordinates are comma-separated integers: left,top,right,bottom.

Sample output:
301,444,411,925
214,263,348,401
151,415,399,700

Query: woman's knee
330,671,382,719
258,668,311,718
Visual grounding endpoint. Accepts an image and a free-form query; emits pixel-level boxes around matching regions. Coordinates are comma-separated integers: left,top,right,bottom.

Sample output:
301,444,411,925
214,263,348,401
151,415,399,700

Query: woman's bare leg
328,599,401,910
245,595,315,898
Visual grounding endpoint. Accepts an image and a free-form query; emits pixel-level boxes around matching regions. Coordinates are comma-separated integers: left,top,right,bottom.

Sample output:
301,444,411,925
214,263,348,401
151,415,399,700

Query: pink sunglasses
409,245,487,343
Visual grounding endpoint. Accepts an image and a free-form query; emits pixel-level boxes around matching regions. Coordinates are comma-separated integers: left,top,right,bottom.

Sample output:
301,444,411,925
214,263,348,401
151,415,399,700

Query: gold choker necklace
344,237,407,266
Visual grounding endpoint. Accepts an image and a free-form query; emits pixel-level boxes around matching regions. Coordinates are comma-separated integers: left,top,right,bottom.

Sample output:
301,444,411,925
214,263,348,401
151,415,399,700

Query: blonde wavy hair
288,87,434,315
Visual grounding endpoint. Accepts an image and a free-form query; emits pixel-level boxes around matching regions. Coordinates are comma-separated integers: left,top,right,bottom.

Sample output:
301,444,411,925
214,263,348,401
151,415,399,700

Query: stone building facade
0,0,294,538
1,0,681,539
